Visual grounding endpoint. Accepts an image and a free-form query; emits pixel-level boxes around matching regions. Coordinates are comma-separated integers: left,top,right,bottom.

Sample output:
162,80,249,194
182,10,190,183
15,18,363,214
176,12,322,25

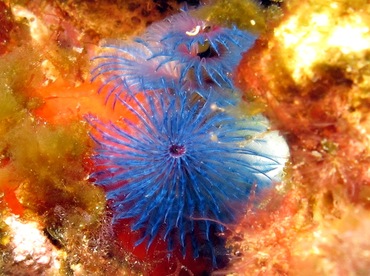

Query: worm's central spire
169,144,186,158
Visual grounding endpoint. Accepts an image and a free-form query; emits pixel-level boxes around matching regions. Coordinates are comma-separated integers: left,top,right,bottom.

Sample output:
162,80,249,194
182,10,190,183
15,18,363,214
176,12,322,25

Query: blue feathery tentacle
189,85,242,108
87,88,288,265
91,39,180,107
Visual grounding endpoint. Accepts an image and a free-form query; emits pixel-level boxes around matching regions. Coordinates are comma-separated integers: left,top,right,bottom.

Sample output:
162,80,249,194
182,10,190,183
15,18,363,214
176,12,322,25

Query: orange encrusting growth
34,81,122,125
1,184,24,216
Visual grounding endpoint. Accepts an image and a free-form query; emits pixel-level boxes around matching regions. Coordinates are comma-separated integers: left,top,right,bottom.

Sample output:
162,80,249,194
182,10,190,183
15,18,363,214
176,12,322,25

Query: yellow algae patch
274,1,370,82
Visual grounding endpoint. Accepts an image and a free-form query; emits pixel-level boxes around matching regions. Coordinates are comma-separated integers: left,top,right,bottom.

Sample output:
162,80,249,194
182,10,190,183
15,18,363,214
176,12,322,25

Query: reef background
0,0,370,275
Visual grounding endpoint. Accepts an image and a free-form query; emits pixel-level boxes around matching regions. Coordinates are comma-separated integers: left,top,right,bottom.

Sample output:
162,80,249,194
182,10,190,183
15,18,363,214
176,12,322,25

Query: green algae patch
0,46,41,191
9,121,88,182
0,45,44,127
0,86,25,157
0,46,44,97
9,120,106,221
0,86,22,121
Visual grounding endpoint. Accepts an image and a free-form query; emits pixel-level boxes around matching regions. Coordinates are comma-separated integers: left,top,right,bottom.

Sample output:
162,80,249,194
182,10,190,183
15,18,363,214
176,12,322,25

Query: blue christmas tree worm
91,11,256,107
89,10,289,267
87,87,288,265
143,12,256,88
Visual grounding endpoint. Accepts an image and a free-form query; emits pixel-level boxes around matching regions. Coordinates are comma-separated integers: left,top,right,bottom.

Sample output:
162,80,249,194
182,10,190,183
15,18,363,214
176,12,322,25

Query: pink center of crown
169,144,186,158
